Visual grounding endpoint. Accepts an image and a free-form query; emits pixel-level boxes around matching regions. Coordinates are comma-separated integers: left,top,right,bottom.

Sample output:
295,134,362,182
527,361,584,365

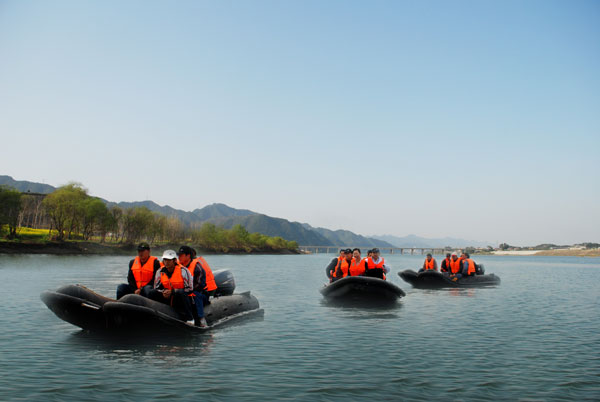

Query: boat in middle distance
320,276,405,304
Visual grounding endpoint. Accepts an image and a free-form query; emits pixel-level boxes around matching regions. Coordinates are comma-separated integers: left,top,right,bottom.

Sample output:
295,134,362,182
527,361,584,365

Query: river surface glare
0,254,599,401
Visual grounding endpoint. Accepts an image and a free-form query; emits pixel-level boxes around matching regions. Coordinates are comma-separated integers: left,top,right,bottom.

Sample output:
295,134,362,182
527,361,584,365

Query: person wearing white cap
448,252,462,275
147,249,195,325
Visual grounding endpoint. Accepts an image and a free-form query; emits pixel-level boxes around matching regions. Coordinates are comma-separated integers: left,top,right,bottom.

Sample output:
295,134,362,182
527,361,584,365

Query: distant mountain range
372,234,491,248
1,175,489,248
0,175,55,194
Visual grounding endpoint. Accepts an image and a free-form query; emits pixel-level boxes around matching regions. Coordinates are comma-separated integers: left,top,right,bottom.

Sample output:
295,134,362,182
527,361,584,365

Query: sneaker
196,317,208,328
185,319,195,326
452,277,458,282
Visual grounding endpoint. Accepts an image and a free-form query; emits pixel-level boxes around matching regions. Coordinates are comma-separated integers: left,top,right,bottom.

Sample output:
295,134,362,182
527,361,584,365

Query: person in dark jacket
178,245,208,327
116,242,161,299
325,249,346,281
440,253,451,274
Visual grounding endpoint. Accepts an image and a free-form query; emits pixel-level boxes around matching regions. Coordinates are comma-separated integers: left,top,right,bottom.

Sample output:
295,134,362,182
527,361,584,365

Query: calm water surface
0,254,599,401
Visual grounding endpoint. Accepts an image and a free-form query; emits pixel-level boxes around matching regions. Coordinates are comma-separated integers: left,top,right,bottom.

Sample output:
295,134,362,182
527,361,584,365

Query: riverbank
0,241,299,255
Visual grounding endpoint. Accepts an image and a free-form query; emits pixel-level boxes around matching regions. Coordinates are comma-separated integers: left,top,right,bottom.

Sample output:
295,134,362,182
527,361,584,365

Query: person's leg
116,284,134,299
146,288,167,303
172,290,194,321
192,291,207,317
139,285,153,298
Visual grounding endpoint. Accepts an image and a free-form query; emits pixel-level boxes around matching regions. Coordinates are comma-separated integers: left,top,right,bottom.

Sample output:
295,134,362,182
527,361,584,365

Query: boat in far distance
320,276,405,304
399,266,500,289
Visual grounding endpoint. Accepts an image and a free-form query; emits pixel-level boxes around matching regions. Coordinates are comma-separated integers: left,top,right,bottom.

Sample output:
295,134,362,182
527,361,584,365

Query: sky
1,0,599,246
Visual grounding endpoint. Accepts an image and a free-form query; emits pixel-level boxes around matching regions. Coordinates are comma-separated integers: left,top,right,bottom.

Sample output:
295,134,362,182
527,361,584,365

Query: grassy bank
0,227,299,255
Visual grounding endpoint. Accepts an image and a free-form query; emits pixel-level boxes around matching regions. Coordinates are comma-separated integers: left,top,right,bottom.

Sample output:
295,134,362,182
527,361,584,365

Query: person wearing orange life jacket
177,246,208,327
349,248,367,276
325,249,347,281
147,249,195,325
451,252,478,281
365,248,390,280
332,249,353,281
419,253,438,273
461,253,478,276
448,252,462,275
116,242,162,299
440,253,451,274
191,248,217,298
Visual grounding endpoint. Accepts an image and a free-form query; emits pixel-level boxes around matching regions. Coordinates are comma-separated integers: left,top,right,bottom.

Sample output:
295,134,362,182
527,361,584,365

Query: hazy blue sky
1,0,598,245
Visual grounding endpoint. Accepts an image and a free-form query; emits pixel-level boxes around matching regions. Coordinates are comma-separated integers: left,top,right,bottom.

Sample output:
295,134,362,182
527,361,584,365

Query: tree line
0,183,298,252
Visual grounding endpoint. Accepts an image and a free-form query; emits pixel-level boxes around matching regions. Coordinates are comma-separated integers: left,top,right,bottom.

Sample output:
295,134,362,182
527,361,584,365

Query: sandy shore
492,250,539,256
493,249,600,257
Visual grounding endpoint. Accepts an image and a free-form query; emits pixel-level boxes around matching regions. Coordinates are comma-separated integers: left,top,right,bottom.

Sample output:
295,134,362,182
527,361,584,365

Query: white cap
162,249,177,260
451,252,458,256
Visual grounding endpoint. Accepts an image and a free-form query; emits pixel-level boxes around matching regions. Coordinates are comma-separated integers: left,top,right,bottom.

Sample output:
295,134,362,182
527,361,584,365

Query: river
0,254,598,401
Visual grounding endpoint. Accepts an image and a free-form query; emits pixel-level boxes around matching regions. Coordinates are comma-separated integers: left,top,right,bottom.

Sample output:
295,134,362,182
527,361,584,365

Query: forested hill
2,175,393,247
0,175,55,194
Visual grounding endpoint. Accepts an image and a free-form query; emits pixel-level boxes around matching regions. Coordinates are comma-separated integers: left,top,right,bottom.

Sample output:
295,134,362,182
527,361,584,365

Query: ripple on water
0,254,599,400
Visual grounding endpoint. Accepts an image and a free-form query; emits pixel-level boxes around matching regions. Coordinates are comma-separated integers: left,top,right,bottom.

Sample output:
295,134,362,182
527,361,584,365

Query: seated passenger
177,246,208,327
116,242,161,299
192,248,217,299
365,248,390,279
461,253,477,277
440,253,451,274
448,252,462,276
349,248,366,276
451,252,475,281
147,249,195,325
326,249,346,281
332,248,353,281
419,253,437,273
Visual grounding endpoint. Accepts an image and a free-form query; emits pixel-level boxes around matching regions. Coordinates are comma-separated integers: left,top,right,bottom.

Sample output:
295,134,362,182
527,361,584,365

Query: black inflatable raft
41,269,263,333
398,269,501,289
320,276,406,303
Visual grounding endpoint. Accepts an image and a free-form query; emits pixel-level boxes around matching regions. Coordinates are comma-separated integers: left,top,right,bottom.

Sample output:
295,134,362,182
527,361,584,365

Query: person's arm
127,260,136,288
325,258,337,279
383,262,391,273
182,268,193,293
194,266,206,293
434,260,438,271
153,270,163,290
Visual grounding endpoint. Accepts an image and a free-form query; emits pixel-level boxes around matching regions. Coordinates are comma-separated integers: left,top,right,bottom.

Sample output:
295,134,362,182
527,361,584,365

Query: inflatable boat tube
103,291,263,333
320,276,405,303
399,269,501,289
40,284,112,331
41,269,262,333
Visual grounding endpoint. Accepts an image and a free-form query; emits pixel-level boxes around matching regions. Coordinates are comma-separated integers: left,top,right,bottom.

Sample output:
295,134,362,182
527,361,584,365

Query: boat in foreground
41,269,263,333
398,269,500,289
320,276,406,304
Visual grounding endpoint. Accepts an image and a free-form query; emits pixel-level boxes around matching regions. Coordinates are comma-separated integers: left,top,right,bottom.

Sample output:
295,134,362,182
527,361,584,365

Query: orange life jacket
464,259,477,275
131,256,157,289
160,265,185,290
441,257,451,272
449,258,461,274
349,258,365,276
195,257,217,292
424,258,436,270
366,257,386,279
334,258,352,278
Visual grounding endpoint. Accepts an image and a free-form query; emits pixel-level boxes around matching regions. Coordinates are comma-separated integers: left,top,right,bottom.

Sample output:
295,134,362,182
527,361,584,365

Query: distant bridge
299,246,447,255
